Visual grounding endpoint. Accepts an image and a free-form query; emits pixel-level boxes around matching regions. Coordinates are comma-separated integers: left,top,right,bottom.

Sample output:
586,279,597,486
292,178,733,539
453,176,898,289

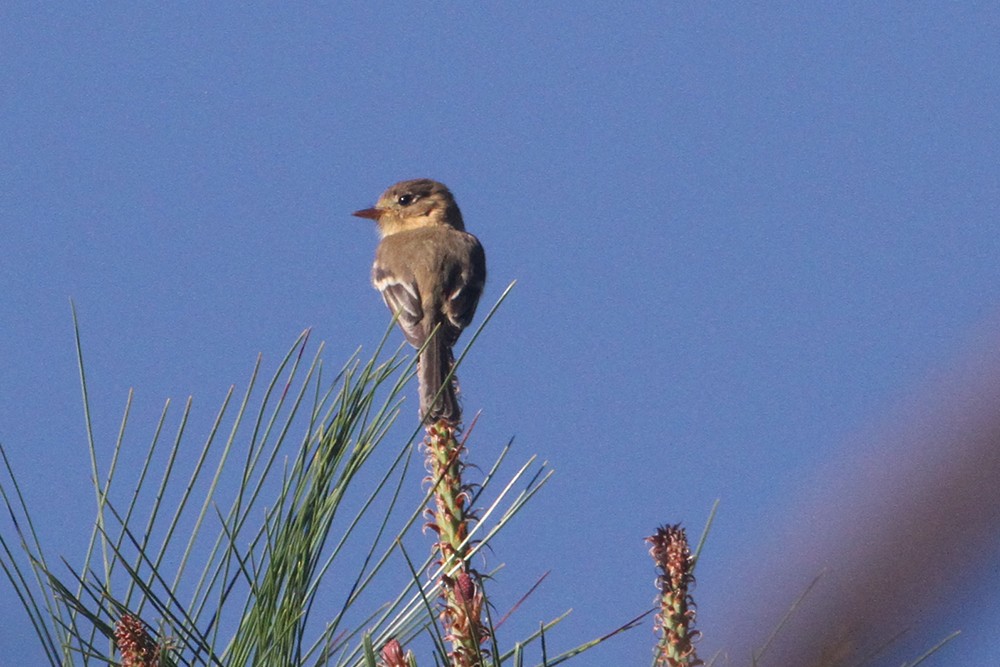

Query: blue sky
2,4,999,664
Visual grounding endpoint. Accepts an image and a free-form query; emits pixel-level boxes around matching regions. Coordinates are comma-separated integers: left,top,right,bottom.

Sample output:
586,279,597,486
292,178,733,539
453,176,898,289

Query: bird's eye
397,194,415,206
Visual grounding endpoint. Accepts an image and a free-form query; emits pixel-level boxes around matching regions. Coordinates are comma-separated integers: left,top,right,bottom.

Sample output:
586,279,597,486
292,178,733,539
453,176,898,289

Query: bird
353,179,486,424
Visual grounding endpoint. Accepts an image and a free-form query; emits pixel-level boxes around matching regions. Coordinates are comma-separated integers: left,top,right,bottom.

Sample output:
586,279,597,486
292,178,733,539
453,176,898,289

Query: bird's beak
352,207,383,220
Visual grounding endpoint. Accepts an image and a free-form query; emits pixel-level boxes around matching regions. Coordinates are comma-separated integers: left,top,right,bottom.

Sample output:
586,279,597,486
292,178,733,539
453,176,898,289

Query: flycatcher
353,179,486,423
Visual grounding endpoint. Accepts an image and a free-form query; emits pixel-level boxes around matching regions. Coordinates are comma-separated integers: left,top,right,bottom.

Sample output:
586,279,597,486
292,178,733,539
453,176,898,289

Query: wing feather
373,265,425,347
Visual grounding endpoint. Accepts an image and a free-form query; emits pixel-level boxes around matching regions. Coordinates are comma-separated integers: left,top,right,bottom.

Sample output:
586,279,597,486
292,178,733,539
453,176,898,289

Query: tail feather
419,333,460,423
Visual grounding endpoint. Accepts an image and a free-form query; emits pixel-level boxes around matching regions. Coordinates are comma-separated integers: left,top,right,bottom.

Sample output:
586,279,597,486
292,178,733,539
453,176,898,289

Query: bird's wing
373,265,425,348
444,233,486,331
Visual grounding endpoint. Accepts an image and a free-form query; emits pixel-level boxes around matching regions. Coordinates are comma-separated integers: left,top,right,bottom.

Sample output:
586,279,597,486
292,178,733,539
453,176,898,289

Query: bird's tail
419,331,460,424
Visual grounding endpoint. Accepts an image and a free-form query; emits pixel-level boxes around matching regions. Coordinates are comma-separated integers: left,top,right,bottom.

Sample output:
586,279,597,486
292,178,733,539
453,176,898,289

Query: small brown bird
353,179,486,423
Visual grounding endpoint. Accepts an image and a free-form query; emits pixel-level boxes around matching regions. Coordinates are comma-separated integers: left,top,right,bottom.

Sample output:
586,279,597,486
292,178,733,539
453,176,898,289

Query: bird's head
353,179,465,237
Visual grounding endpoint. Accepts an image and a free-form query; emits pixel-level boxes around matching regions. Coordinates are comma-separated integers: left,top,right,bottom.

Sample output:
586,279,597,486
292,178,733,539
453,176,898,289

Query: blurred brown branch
718,329,1000,665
